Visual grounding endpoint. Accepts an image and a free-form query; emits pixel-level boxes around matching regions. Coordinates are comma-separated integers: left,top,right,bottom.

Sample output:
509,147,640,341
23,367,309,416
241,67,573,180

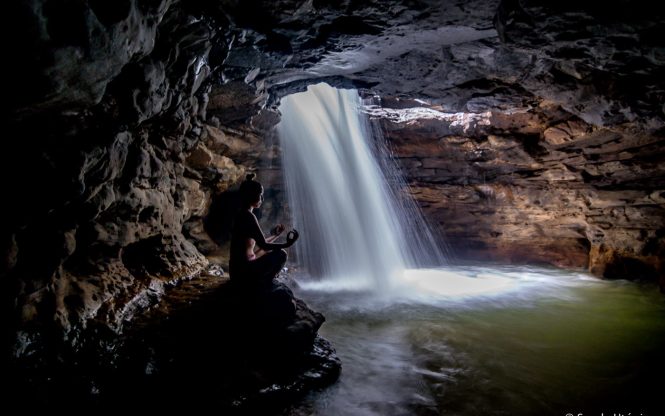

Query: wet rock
10,0,174,118
5,3,233,353
589,244,663,283
381,103,664,283
104,277,338,412
5,270,339,412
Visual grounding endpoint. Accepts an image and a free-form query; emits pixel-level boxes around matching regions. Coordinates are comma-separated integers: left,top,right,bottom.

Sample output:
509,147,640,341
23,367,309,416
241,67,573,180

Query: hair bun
245,173,256,181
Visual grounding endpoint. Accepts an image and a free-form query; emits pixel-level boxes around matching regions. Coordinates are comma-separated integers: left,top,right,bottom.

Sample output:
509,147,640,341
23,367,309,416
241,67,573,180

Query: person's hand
271,224,285,236
286,229,299,246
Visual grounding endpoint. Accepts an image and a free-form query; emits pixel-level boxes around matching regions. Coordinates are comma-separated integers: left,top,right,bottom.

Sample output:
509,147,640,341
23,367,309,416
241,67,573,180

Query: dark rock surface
6,270,340,412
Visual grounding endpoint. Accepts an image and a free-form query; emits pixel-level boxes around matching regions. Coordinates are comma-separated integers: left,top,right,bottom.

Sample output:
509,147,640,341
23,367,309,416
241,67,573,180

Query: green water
284,266,665,416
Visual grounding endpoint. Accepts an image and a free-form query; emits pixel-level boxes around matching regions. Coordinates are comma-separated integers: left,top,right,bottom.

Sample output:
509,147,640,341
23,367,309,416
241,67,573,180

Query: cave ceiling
215,0,665,130
9,0,665,130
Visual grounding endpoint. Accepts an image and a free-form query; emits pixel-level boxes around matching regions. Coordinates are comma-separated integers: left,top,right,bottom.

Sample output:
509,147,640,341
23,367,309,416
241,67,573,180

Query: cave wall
3,0,252,356
4,0,665,361
3,0,303,360
373,98,664,280
368,0,665,282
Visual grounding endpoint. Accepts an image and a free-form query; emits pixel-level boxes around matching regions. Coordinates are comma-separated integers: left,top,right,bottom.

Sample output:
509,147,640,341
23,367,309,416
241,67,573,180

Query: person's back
229,209,257,280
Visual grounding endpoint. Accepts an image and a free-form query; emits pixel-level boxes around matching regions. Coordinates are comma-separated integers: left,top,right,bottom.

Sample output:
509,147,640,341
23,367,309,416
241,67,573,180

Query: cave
4,0,665,414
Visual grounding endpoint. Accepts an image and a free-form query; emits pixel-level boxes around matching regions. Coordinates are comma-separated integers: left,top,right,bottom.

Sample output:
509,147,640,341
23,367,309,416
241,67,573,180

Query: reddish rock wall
373,99,664,284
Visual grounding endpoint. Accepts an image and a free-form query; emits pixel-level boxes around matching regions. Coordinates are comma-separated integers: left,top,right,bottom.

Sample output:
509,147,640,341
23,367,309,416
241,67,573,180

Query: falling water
275,83,665,415
277,83,445,291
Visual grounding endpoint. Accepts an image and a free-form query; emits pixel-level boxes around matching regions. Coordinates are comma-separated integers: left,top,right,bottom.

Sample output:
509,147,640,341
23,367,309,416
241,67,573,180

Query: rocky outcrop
494,0,665,128
9,0,174,118
4,1,256,359
371,98,664,284
7,269,340,411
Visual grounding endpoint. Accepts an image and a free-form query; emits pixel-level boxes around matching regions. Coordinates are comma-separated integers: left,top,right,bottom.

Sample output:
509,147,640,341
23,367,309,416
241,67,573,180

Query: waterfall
277,83,446,291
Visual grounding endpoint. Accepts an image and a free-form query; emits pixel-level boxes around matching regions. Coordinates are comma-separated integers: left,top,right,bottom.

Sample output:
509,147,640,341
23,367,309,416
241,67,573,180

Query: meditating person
229,173,299,287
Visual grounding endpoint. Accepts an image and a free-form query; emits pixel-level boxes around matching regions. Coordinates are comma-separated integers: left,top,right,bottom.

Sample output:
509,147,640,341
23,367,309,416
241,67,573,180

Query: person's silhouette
229,173,299,287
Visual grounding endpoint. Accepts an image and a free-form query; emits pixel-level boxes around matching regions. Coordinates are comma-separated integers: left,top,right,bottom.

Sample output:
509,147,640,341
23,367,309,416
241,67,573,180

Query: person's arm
265,224,285,243
249,216,297,250
261,235,278,245
255,225,284,257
